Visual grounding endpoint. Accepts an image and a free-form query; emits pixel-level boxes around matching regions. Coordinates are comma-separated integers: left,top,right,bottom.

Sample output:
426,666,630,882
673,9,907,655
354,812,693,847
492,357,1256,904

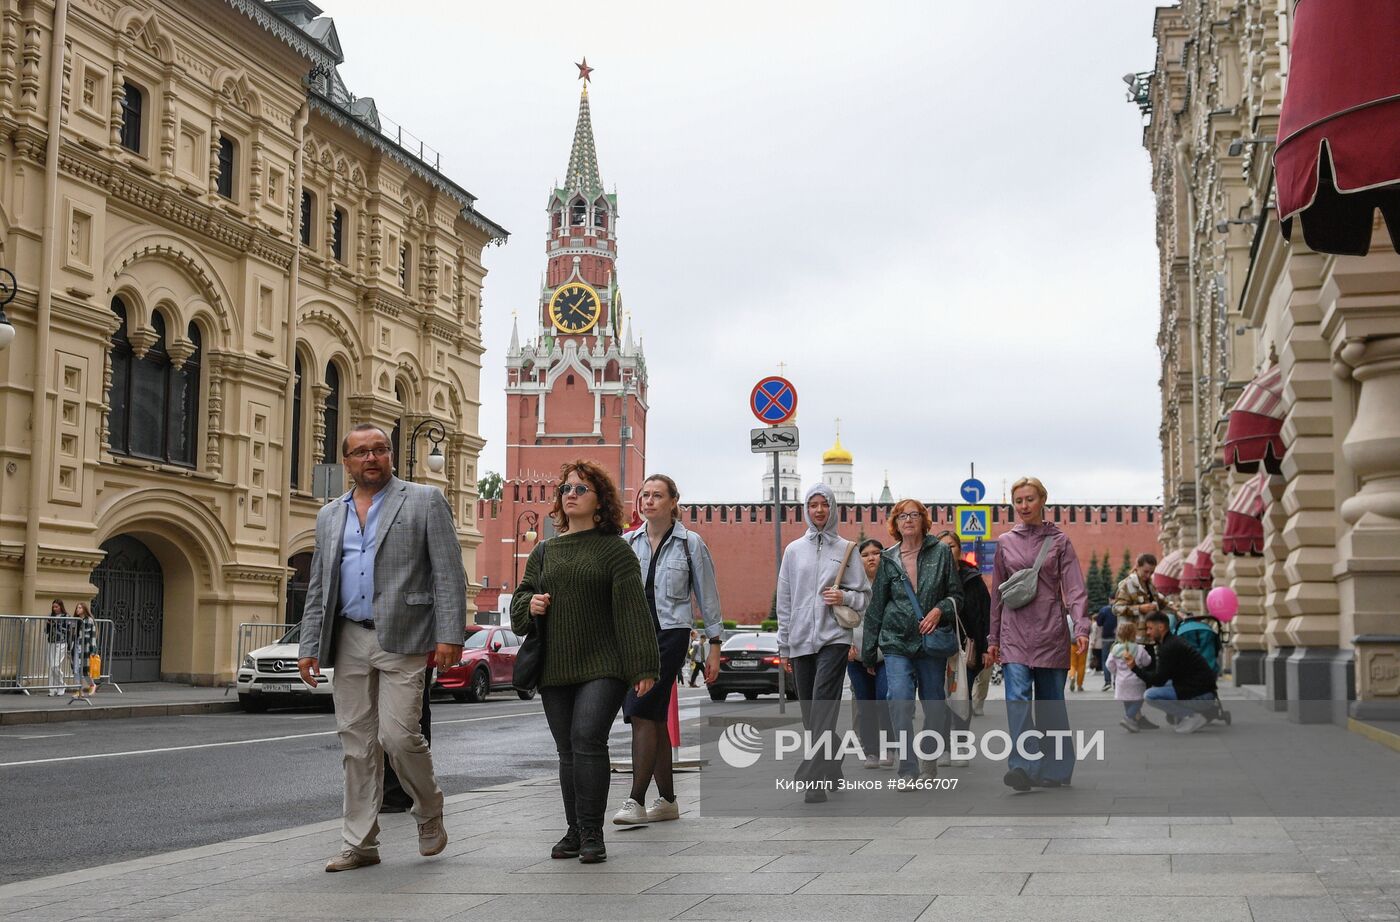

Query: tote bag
511,542,548,694
946,602,973,722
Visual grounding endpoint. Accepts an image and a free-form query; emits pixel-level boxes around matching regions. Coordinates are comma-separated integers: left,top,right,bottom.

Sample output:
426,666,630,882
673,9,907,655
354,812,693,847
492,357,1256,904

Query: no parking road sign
956,505,991,541
750,376,798,425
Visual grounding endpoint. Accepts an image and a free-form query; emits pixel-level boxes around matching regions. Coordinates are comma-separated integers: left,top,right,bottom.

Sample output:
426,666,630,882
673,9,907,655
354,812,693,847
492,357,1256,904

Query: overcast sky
331,0,1166,505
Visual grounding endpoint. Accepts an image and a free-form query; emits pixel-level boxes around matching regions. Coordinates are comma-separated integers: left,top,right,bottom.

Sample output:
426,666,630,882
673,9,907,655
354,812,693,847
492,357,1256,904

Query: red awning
1223,364,1286,474
1223,472,1272,556
1152,549,1184,595
1180,536,1215,590
1274,0,1400,256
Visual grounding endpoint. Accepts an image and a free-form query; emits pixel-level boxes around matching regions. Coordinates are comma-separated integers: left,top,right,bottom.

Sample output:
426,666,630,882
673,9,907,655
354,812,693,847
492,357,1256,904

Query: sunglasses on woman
558,484,592,497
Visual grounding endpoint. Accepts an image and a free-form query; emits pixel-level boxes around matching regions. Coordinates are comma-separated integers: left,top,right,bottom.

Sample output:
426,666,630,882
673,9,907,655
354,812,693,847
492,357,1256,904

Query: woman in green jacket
511,459,659,865
860,500,963,783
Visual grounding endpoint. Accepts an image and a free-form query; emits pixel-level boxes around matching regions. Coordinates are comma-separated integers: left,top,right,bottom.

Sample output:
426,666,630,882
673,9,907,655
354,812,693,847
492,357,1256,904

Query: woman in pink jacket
985,477,1091,791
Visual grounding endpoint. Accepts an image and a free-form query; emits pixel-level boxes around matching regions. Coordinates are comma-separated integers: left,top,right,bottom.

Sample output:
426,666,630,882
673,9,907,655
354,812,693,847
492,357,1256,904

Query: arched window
120,82,143,153
322,362,340,464
169,322,201,465
300,190,314,247
216,135,235,199
107,300,200,467
551,208,562,231
108,299,132,453
593,203,608,230
331,207,346,262
290,354,304,489
570,199,586,226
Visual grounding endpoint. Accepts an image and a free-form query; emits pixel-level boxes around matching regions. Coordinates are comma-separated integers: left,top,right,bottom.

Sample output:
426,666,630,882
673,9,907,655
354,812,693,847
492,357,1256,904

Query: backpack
1175,616,1222,675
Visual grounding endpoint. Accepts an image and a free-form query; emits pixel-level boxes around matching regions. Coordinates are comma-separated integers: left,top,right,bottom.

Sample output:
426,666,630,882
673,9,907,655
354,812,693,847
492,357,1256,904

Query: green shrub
722,619,738,629
760,619,778,632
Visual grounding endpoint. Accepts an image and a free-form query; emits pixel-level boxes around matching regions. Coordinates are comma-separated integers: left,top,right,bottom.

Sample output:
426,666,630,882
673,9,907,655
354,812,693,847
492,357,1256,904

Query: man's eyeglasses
346,446,391,460
557,484,592,497
895,511,923,522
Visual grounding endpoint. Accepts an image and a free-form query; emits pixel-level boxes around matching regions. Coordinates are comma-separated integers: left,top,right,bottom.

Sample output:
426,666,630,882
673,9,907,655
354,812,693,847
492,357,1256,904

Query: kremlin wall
473,482,1163,622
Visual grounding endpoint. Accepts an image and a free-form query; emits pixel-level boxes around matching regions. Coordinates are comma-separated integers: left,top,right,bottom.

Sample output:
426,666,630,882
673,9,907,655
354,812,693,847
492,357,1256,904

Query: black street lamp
512,509,539,591
0,268,17,350
405,417,446,481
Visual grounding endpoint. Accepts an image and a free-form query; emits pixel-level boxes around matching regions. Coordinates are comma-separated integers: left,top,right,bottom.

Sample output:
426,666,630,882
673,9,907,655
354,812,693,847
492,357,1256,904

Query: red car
434,625,532,702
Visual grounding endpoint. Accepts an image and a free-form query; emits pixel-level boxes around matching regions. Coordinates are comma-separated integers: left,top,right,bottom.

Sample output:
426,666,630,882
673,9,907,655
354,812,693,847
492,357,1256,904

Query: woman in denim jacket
614,474,724,826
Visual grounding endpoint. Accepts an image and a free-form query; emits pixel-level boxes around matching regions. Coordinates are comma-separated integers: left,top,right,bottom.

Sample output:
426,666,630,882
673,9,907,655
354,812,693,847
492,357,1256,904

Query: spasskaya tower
502,60,648,508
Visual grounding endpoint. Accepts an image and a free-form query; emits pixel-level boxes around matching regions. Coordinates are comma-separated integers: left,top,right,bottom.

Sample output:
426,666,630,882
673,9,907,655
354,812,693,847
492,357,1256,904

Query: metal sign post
750,378,798,714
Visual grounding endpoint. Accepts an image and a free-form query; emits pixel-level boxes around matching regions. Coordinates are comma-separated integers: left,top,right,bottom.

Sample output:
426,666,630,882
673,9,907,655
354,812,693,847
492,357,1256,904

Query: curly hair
886,498,932,541
549,459,628,535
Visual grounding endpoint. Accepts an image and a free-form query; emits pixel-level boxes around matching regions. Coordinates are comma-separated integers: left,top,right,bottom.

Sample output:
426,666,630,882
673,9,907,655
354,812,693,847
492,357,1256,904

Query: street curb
0,699,242,725
1348,716,1400,754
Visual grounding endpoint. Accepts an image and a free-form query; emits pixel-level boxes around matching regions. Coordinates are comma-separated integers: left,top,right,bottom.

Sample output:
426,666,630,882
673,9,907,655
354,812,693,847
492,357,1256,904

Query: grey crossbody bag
997,536,1055,610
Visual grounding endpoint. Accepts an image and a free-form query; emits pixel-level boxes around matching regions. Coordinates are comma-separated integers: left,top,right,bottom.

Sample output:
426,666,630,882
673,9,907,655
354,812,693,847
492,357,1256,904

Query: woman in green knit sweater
511,460,659,864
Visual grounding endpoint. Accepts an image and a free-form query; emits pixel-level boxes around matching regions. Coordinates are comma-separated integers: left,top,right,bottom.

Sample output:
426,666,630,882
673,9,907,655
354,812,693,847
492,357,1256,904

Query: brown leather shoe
325,850,380,872
418,815,447,856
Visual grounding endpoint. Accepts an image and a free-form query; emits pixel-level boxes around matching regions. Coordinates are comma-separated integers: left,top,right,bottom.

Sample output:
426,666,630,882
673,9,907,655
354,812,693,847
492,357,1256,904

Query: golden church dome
822,435,853,465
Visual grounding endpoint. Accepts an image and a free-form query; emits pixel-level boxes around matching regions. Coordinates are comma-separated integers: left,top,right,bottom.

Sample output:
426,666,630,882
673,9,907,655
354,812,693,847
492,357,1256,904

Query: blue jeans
1101,645,1115,685
1002,663,1073,784
1122,699,1142,720
1144,681,1216,719
847,660,890,761
884,653,947,777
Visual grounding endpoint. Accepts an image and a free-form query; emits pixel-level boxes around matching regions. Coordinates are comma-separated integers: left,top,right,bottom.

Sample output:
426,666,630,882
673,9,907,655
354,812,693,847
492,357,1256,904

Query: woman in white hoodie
776,483,871,803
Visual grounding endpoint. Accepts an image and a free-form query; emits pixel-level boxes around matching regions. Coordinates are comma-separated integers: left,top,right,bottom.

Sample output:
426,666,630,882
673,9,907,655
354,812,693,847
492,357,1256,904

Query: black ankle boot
551,826,580,859
578,825,606,864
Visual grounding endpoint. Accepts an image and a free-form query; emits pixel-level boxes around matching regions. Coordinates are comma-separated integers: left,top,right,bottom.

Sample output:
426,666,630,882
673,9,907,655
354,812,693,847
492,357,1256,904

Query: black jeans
541,677,627,829
790,643,850,785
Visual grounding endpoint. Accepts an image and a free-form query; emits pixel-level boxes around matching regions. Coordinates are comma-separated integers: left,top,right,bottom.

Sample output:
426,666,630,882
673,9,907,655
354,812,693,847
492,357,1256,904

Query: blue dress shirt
338,487,388,622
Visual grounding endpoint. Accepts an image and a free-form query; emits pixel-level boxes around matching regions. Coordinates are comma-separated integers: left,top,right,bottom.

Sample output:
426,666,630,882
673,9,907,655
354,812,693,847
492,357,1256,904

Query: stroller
1170,614,1232,726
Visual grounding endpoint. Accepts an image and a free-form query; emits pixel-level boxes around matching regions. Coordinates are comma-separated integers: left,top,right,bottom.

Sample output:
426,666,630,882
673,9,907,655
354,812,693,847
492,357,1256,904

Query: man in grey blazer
298,422,466,872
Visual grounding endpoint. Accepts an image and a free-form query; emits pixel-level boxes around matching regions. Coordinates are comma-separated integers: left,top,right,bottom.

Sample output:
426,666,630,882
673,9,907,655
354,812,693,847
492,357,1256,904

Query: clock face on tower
548,283,602,334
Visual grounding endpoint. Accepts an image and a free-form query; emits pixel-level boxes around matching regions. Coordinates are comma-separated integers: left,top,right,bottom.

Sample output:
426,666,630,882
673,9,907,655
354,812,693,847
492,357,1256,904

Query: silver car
235,624,334,712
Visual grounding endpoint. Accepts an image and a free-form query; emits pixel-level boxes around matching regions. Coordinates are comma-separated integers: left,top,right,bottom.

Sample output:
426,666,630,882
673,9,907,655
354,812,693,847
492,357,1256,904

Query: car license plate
729,660,758,669
261,681,307,692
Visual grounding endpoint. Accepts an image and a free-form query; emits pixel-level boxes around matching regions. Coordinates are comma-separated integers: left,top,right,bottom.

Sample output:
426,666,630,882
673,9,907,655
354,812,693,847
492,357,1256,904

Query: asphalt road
0,686,715,885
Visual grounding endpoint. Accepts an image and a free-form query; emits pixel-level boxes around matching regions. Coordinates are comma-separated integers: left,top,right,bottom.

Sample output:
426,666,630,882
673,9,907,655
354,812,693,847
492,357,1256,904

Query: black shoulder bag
512,542,547,694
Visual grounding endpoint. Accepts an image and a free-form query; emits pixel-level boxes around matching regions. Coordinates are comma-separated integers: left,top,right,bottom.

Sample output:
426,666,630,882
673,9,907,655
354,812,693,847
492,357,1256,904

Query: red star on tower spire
576,57,594,84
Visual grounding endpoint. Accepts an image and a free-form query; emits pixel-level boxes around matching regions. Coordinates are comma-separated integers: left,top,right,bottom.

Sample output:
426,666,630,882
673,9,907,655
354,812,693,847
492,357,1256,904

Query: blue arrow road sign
960,478,986,504
956,505,990,540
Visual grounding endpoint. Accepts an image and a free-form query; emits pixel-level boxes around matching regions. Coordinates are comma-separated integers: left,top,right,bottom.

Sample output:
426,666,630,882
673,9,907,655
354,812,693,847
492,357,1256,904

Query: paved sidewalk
3,768,1399,922
0,683,240,725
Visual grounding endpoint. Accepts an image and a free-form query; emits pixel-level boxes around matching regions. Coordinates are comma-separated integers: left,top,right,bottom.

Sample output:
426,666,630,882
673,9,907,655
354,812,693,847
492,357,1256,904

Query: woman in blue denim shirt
614,474,724,826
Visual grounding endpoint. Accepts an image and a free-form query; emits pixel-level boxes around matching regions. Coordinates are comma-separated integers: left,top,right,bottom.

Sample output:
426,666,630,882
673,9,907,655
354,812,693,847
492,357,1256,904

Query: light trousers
332,619,444,856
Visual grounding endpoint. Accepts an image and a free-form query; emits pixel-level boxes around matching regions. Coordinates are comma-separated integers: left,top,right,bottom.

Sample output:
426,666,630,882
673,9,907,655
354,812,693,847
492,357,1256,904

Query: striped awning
1152,548,1185,595
1223,472,1271,556
1223,365,1286,474
1180,536,1216,590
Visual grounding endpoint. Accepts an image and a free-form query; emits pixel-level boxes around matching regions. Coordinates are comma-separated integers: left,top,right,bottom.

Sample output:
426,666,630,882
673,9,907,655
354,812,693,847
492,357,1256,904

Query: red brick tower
503,61,648,510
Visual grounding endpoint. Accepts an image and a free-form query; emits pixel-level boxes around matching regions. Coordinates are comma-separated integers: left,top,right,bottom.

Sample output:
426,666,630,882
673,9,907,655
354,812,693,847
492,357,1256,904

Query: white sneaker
611,798,650,825
1175,713,1209,734
646,796,680,822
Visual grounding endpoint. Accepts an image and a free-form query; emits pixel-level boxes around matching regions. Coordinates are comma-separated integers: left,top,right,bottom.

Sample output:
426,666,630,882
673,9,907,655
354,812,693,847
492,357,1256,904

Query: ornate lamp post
512,509,539,591
405,417,446,481
0,268,17,350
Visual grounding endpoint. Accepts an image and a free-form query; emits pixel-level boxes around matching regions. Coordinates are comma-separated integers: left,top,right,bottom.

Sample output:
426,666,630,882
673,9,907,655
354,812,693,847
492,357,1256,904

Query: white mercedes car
235,624,334,712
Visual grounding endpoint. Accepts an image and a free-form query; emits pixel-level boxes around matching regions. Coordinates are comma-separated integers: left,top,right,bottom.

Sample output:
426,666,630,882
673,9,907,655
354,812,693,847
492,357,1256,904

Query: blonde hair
1116,621,1136,643
1010,476,1048,502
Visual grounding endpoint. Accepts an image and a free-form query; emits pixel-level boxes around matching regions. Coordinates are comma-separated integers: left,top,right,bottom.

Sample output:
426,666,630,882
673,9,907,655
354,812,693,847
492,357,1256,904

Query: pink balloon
1206,586,1239,622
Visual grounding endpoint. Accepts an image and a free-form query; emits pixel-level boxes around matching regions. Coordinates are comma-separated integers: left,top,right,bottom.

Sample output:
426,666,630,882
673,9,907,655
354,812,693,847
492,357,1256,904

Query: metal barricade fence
0,615,120,694
225,622,296,694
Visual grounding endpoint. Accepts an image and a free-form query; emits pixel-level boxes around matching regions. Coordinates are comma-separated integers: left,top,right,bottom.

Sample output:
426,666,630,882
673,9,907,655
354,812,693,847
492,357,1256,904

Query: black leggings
541,677,627,829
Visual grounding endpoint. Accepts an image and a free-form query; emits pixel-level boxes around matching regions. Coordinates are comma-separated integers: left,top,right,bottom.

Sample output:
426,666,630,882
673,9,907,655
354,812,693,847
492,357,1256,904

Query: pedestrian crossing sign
956,505,990,541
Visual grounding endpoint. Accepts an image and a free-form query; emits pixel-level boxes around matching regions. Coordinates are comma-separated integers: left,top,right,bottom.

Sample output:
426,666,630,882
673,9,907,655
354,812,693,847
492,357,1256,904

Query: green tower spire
564,64,603,199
